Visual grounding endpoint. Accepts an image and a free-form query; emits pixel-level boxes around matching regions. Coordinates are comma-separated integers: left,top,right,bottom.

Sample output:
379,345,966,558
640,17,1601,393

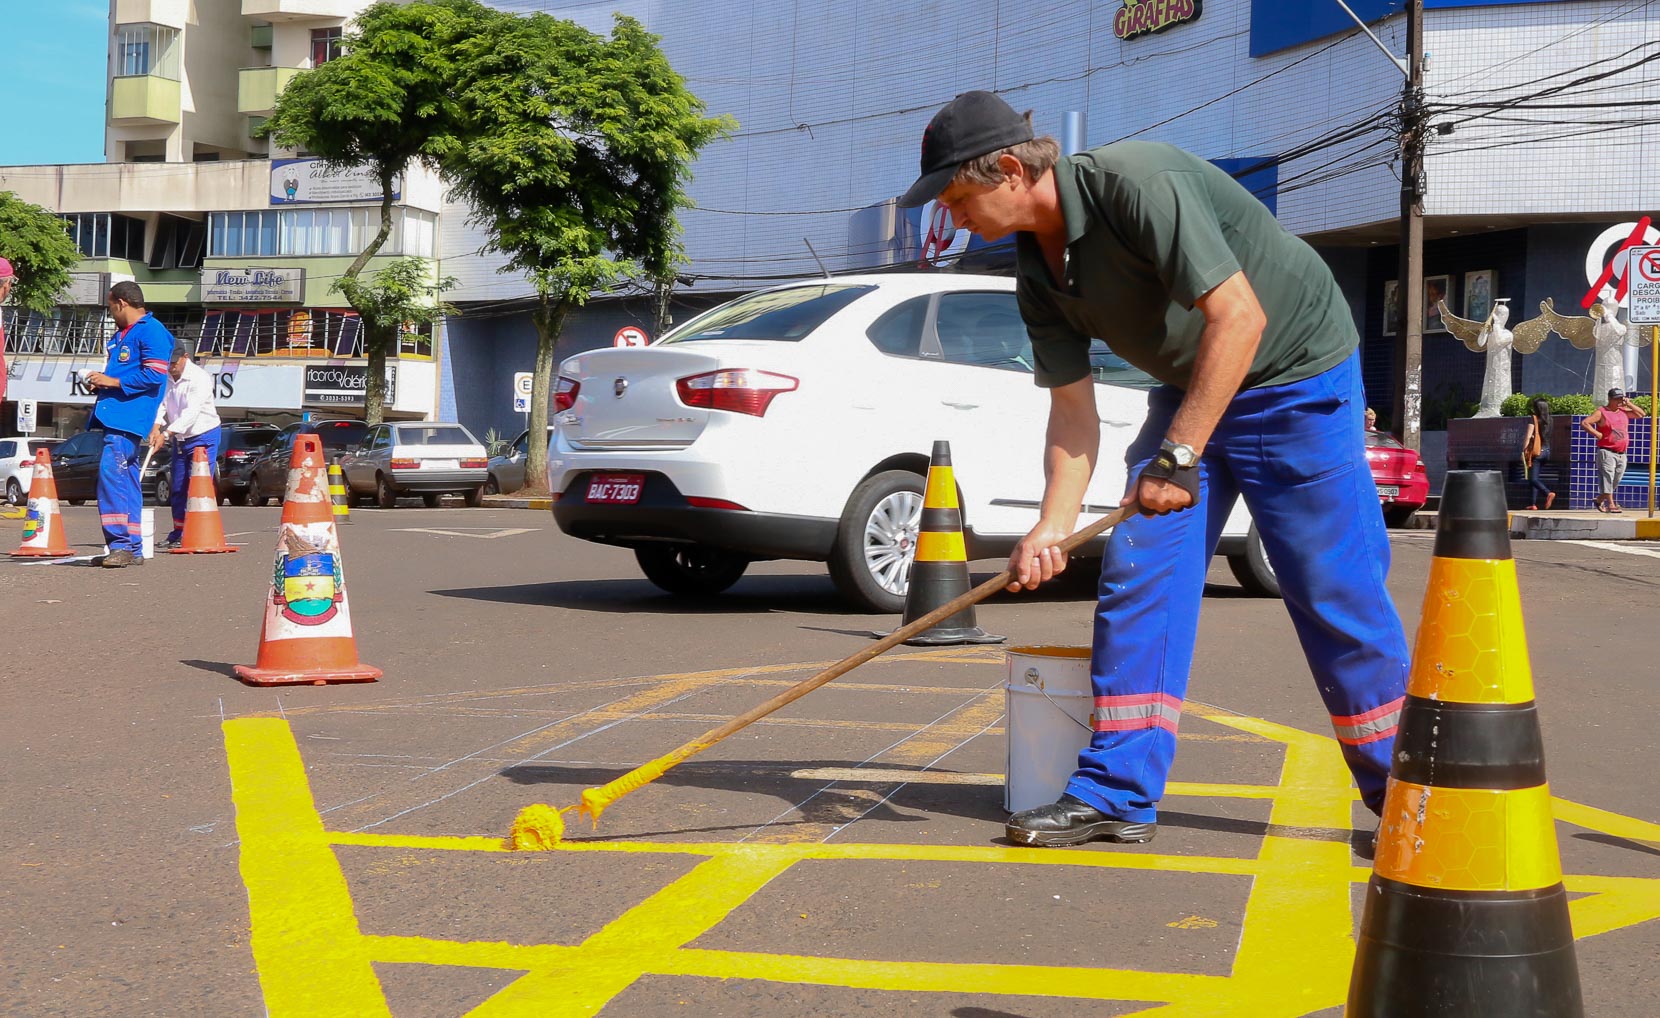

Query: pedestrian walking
900,92,1410,848
80,281,173,567
150,341,222,548
1583,387,1647,513
1522,397,1554,510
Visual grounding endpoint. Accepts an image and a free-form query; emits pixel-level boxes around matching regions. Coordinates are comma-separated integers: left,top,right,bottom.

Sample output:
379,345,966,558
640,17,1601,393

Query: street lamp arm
1332,0,1410,78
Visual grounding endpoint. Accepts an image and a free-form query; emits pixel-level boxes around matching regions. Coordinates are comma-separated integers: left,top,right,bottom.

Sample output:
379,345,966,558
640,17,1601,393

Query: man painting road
900,91,1410,848
80,281,173,567
151,341,223,548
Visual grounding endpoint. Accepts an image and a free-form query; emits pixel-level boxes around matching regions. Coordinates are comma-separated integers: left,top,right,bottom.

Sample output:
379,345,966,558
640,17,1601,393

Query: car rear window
661,285,874,344
1365,431,1406,450
229,431,277,450
308,421,368,450
397,426,473,446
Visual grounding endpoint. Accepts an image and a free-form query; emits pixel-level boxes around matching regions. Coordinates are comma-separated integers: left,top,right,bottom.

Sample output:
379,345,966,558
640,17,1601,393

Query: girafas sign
1115,0,1201,41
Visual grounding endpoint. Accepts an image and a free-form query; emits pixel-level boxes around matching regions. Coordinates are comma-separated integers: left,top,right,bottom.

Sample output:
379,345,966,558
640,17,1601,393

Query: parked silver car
485,426,555,495
339,422,489,507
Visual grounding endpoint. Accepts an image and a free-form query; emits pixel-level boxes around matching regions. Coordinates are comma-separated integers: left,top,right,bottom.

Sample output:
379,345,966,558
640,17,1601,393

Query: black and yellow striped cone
1348,470,1581,1017
328,463,351,525
889,441,1003,647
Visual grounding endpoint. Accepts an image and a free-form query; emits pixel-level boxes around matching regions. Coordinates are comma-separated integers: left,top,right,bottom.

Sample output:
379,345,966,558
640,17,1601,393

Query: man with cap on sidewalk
81,281,173,567
898,91,1410,849
150,341,222,548
1583,387,1647,513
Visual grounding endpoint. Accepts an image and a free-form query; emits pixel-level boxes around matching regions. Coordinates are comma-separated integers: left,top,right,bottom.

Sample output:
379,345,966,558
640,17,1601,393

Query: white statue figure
1536,286,1652,399
1439,299,1550,418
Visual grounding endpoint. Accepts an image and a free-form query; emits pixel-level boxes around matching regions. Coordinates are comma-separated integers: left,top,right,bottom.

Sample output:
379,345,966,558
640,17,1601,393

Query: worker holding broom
899,91,1410,848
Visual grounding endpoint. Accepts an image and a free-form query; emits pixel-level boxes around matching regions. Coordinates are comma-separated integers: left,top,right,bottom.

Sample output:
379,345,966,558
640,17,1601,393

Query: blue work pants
168,427,221,536
97,430,146,554
1065,350,1409,822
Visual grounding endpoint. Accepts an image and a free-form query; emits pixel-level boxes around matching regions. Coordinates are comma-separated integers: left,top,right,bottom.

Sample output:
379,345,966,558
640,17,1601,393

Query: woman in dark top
1523,398,1554,510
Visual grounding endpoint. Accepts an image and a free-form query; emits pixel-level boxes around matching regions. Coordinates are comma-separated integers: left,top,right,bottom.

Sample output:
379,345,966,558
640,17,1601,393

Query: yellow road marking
224,683,1660,1016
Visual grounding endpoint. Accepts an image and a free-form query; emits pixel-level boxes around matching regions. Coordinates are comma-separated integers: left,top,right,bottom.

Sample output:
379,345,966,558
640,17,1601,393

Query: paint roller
508,501,1140,850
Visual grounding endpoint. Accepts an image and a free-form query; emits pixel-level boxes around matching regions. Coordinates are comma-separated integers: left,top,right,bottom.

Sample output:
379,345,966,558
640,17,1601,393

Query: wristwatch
1144,439,1199,479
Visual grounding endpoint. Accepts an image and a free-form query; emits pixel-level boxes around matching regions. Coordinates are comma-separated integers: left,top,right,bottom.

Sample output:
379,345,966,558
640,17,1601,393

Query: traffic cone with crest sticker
885,440,1003,646
10,449,74,558
234,434,381,686
1348,470,1581,1017
171,447,237,553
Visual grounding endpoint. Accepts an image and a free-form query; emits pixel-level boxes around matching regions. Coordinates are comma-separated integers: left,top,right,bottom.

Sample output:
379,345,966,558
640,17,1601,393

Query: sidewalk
1408,506,1660,540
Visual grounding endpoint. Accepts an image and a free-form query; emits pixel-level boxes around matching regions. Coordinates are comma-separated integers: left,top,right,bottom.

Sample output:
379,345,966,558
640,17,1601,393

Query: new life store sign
201,267,304,304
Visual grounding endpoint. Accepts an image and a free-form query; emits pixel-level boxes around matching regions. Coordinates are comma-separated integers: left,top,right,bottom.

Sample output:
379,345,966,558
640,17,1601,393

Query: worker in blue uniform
80,281,174,568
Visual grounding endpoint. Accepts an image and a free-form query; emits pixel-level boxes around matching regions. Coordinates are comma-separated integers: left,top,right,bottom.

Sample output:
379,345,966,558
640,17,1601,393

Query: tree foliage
443,12,732,490
0,191,81,313
260,0,491,422
336,258,457,425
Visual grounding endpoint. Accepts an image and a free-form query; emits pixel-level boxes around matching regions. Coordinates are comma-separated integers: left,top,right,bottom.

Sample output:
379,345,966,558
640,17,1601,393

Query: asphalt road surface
3,503,1657,1017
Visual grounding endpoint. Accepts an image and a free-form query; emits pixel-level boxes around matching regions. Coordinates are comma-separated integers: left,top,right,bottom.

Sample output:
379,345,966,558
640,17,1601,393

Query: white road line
390,527,538,539
1573,540,1660,561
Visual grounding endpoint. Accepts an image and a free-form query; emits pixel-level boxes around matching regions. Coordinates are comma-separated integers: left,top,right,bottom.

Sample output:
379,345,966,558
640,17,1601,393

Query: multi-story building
1,0,444,438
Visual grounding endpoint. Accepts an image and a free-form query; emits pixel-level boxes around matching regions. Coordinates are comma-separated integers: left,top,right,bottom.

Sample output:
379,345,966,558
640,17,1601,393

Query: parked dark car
485,426,555,495
46,429,167,506
245,419,368,506
153,422,281,506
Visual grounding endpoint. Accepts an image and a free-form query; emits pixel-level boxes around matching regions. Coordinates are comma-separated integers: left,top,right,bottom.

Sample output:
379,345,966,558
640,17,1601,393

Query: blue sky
0,1,110,165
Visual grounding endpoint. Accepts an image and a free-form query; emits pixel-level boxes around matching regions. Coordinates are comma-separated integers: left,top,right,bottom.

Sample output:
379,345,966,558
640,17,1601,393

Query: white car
549,273,1278,612
2,436,64,506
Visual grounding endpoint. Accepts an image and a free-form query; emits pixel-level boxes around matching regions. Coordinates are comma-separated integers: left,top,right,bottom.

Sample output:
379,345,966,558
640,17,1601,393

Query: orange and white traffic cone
10,450,74,558
170,447,238,554
234,433,381,686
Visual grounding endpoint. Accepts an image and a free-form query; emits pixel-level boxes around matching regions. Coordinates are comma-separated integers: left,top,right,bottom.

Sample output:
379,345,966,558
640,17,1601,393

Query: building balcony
240,0,358,22
238,66,302,116
110,74,181,126
113,0,187,29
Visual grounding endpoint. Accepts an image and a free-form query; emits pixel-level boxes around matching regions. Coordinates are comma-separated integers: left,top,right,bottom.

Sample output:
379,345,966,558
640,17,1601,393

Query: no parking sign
613,326,649,348
1627,246,1660,324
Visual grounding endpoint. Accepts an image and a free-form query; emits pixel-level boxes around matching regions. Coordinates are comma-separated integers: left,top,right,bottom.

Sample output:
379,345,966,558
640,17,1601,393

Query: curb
1403,510,1660,541
482,495,553,510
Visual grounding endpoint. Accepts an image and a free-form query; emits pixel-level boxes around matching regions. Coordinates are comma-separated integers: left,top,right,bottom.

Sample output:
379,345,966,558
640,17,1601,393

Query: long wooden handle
576,501,1140,822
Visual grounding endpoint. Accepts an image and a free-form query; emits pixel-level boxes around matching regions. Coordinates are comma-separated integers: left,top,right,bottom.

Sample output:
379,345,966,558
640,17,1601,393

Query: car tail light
676,369,799,417
226,449,251,460
686,496,750,511
554,376,581,412
460,458,487,469
390,458,420,470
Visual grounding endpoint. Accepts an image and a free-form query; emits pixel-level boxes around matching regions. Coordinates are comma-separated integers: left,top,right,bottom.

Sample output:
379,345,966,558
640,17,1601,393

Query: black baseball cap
1609,387,1626,401
898,91,1033,208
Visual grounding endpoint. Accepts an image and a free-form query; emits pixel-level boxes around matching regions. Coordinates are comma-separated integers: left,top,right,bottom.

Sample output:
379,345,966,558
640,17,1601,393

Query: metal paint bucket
1004,646,1094,813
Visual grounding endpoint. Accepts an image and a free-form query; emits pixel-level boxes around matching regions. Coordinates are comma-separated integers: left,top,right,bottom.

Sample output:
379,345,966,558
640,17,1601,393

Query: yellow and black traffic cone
327,462,351,525
1348,469,1581,1016
887,440,1003,647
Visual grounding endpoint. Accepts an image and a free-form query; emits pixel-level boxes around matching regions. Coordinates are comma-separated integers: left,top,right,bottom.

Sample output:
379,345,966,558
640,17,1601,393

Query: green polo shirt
1015,142,1357,391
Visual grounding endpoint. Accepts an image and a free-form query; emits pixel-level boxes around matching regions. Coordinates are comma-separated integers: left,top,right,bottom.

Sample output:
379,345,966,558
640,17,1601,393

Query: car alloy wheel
1226,522,1280,598
5,478,22,506
828,469,926,614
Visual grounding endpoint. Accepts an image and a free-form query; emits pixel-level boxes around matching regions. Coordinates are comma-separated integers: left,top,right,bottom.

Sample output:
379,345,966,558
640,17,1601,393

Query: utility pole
1395,0,1426,452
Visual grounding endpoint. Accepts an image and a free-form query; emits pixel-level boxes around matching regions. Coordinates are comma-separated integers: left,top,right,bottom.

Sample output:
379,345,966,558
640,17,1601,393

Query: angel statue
1437,298,1550,417
1536,286,1652,399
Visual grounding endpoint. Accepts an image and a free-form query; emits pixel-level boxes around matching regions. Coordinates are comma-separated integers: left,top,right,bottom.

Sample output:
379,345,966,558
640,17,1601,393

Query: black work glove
1135,456,1201,517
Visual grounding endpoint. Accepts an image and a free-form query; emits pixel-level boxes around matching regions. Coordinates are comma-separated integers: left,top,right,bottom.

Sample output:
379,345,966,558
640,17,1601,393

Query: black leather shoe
1006,794,1157,848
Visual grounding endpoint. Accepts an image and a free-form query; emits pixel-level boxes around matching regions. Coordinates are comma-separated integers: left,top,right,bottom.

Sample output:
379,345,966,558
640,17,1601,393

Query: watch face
1163,442,1198,468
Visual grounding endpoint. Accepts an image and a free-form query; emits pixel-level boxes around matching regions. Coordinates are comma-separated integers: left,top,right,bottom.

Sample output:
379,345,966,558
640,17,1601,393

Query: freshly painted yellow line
784,768,1282,798
224,718,392,1017
225,701,1660,1016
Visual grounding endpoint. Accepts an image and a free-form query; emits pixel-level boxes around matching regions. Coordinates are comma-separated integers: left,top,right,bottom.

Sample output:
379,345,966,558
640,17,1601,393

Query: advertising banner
201,267,305,304
270,157,402,205
303,364,397,407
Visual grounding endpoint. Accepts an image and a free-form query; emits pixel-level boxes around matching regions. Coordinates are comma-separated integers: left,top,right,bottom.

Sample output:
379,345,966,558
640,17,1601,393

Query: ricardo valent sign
304,364,397,407
201,267,304,303
1115,0,1201,40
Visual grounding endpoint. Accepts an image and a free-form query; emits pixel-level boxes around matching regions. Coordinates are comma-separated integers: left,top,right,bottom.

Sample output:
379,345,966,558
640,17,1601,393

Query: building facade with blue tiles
443,0,1660,457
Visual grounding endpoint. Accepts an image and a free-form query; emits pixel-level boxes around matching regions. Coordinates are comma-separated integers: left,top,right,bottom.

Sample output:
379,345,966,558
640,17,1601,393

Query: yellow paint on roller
509,803,568,851
1375,780,1563,892
922,466,959,509
1408,558,1536,704
914,529,966,563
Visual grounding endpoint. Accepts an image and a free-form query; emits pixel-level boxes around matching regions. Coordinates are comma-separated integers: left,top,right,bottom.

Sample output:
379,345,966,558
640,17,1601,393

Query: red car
1365,430,1430,527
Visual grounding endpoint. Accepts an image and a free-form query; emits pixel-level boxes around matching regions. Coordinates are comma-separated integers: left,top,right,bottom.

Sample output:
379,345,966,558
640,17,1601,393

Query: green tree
0,191,81,312
260,0,490,422
336,258,457,425
442,12,731,492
